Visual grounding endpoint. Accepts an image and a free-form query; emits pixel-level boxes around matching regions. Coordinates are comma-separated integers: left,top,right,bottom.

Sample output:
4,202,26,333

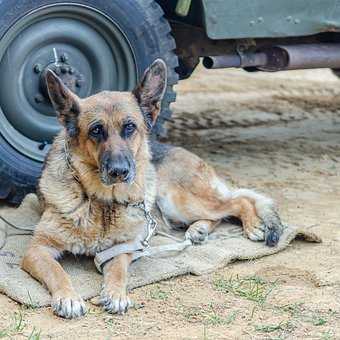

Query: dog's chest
64,202,146,256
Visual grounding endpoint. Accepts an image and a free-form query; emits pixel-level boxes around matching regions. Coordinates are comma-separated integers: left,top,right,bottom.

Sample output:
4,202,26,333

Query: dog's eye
122,122,136,138
89,125,103,138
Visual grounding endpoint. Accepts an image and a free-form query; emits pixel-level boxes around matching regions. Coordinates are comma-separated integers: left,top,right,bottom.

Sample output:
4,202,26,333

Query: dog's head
45,59,167,186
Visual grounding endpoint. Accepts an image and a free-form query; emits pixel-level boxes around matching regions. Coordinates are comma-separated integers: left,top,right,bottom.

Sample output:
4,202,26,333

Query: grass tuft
255,321,295,334
311,316,327,326
12,311,25,333
182,304,237,326
24,290,39,310
0,311,25,338
27,327,41,340
0,311,41,339
213,275,276,304
149,285,169,301
320,330,335,340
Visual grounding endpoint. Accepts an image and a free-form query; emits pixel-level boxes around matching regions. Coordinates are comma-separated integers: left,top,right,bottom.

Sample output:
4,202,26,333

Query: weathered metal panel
201,0,340,39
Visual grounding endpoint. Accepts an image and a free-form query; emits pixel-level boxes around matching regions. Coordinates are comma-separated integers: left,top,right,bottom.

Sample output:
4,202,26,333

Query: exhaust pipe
203,53,268,69
203,43,340,71
261,44,340,71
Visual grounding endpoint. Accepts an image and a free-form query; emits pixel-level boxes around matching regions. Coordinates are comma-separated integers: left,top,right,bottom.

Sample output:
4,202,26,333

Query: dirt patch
1,66,340,339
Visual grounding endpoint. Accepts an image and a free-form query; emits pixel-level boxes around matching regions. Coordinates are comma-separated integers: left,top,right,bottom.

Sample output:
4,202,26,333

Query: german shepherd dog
22,59,283,318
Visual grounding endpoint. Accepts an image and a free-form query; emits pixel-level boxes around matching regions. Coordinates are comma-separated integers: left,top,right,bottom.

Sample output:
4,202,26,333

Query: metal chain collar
130,201,158,248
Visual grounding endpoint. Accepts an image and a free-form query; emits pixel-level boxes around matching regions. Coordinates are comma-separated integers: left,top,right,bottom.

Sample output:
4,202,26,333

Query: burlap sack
0,194,321,307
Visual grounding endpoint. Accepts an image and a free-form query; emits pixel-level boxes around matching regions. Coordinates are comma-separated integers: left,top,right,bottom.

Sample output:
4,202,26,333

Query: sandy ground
1,66,340,339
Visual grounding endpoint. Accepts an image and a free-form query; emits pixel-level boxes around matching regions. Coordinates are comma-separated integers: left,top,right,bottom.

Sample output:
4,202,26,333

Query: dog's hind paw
245,224,265,242
244,212,284,247
265,229,281,247
263,210,284,247
100,287,132,315
52,291,87,319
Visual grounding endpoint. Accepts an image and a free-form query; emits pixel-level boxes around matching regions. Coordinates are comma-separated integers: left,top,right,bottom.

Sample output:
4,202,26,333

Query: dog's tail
232,189,284,247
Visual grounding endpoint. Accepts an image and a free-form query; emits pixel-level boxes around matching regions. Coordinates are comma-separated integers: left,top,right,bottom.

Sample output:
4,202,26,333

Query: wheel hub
36,57,86,102
0,4,137,161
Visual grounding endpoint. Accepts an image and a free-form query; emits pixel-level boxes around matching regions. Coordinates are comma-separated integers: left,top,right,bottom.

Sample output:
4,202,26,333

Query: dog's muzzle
100,152,135,185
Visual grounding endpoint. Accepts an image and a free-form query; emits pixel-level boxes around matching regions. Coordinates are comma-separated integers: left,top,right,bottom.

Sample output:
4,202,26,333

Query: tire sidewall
0,0,171,202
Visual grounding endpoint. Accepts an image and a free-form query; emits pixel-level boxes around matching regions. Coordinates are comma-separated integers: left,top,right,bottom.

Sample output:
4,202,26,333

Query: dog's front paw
52,290,87,319
185,224,209,244
100,287,132,315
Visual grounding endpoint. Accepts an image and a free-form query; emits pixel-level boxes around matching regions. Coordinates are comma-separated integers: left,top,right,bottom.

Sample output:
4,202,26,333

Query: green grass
0,329,8,338
0,312,25,338
149,285,169,301
312,315,327,326
320,330,335,340
12,312,25,333
182,304,237,326
27,327,41,340
205,310,237,326
24,290,39,310
104,317,119,328
183,306,205,323
181,275,336,339
0,311,41,340
278,302,332,328
279,302,304,317
213,275,276,305
255,321,295,334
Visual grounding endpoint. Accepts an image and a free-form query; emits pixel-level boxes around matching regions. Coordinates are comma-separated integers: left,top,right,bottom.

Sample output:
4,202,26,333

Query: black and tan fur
22,59,283,319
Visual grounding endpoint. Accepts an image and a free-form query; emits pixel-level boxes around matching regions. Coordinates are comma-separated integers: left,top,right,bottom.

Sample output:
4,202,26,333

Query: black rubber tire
0,0,178,204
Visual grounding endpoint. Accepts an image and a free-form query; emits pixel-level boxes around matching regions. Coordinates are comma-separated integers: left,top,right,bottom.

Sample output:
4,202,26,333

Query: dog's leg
185,219,220,244
156,147,283,246
100,253,133,314
182,192,282,246
230,189,283,246
22,243,86,318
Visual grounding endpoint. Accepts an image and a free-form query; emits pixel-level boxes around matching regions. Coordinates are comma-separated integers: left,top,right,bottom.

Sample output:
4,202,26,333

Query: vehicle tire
0,0,178,204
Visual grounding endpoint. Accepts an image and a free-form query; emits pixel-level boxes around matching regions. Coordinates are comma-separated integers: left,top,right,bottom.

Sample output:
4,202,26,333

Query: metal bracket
236,39,257,68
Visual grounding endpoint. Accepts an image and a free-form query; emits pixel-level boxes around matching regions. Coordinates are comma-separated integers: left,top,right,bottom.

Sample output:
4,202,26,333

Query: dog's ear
45,70,80,137
133,59,167,130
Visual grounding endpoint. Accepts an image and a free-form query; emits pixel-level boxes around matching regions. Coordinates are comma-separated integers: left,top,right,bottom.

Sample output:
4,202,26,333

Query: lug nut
34,94,44,103
69,67,75,75
60,53,69,63
33,64,42,74
76,79,83,88
60,66,68,74
38,141,48,151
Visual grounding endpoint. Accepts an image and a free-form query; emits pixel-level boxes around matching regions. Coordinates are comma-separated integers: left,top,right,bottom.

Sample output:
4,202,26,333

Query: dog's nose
108,165,129,180
100,151,134,185
106,155,131,182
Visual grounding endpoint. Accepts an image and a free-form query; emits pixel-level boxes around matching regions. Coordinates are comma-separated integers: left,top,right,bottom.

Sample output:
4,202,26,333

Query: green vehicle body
167,0,340,39
156,0,340,78
201,0,340,40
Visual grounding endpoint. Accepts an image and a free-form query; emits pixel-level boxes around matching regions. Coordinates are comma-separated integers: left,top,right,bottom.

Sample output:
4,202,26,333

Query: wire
0,214,35,232
0,214,34,251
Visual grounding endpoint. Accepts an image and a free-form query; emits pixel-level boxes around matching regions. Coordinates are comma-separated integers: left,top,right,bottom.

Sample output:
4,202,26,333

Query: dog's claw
246,224,265,241
52,292,87,319
100,288,132,315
